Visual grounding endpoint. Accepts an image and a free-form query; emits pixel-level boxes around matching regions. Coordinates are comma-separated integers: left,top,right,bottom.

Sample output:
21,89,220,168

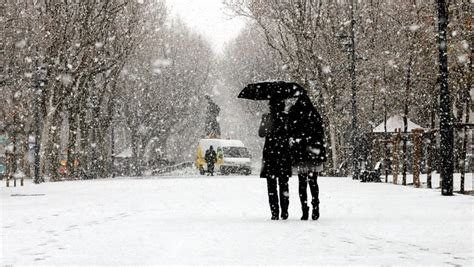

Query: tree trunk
39,93,56,178
89,129,98,179
329,121,338,173
437,0,454,196
98,127,111,178
131,132,141,176
66,108,78,179
47,111,62,182
78,92,90,180
402,54,413,186
459,96,470,193
426,107,436,189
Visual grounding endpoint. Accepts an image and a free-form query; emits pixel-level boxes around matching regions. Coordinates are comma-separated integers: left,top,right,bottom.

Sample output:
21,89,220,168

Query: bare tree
117,18,213,175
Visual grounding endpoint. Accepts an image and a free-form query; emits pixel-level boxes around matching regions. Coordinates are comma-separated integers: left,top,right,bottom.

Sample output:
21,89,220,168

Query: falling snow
1,1,472,265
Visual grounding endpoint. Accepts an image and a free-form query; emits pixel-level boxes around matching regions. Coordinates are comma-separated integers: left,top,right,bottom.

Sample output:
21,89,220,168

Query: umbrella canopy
238,81,306,100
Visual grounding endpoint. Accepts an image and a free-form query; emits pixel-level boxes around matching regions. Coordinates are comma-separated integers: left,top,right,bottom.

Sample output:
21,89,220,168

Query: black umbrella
238,81,306,100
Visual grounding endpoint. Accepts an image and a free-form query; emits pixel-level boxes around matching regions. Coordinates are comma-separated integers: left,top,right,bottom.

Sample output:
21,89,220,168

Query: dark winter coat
205,149,217,164
260,100,292,179
288,94,327,168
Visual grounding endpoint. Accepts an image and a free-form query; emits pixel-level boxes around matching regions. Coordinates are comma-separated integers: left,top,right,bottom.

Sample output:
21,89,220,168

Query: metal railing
150,161,195,175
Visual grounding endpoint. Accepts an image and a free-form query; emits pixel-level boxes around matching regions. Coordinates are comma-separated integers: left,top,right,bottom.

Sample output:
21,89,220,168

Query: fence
150,161,195,175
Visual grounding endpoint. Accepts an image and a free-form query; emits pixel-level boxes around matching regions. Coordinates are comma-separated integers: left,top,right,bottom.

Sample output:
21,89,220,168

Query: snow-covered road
1,175,472,265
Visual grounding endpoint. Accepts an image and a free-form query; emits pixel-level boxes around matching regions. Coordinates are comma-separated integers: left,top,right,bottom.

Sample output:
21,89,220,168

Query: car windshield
222,147,249,158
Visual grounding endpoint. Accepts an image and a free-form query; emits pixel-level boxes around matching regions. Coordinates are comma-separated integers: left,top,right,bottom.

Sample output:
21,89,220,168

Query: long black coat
260,101,292,179
288,94,327,167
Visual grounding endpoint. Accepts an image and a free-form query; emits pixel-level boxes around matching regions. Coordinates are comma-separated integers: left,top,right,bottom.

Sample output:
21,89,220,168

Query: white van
196,139,252,175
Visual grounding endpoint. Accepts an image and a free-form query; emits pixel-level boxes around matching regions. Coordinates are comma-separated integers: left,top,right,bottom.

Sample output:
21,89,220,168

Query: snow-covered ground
1,175,473,265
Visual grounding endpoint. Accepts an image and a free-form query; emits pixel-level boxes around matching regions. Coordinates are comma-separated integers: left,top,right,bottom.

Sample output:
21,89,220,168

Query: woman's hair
293,93,316,114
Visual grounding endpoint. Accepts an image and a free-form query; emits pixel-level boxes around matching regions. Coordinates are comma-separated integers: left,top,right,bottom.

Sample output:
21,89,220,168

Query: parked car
196,139,252,175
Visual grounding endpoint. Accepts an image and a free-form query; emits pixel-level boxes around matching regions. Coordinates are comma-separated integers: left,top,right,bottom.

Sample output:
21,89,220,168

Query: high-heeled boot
271,212,279,220
271,206,279,220
301,206,309,220
312,205,319,220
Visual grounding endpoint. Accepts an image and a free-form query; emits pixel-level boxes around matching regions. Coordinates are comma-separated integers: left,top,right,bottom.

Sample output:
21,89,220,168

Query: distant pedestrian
259,99,292,220
205,146,217,176
288,93,326,220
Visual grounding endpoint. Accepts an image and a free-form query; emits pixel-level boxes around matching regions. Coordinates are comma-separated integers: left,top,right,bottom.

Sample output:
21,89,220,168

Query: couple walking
259,92,326,220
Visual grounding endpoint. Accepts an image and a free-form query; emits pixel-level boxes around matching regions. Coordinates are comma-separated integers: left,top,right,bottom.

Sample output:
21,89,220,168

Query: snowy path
1,176,472,265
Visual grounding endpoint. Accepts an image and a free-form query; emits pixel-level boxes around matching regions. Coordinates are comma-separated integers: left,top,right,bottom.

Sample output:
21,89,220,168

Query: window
222,147,249,158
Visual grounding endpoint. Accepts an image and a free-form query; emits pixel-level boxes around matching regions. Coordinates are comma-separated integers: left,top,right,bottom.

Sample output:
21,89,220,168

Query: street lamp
381,87,389,183
349,0,359,179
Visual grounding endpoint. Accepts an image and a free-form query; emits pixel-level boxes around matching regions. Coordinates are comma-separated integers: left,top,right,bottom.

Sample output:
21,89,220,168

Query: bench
360,161,382,183
334,161,347,177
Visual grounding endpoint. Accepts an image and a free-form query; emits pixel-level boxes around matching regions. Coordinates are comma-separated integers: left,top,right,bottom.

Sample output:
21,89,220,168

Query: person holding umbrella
239,81,305,220
288,93,326,220
259,98,292,220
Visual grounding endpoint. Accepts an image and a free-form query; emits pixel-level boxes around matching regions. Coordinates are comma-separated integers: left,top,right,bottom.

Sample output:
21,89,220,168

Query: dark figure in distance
259,99,292,220
205,146,217,176
288,93,327,220
204,95,221,138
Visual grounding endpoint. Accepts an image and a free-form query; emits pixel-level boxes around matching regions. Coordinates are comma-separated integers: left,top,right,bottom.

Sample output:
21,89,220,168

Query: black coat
205,149,217,164
260,101,292,179
288,94,327,167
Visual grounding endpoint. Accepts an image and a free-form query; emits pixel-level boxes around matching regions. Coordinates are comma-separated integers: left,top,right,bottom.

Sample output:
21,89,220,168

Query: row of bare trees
223,0,472,174
117,19,214,176
2,1,213,180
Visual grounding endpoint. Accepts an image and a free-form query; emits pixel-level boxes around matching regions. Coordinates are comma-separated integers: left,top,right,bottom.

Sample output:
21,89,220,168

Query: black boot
312,205,319,221
270,204,279,220
281,211,288,220
271,212,279,220
301,206,309,220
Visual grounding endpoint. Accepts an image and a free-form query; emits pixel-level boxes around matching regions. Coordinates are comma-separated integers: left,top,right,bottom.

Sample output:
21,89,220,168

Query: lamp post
436,0,453,195
381,87,389,183
111,124,115,178
349,0,359,179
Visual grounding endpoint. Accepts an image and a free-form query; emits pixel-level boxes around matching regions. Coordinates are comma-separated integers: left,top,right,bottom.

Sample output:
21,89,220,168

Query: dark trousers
298,172,319,208
266,177,289,216
207,162,214,175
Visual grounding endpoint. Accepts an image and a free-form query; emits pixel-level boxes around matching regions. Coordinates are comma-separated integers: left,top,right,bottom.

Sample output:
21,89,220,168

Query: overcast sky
166,0,247,54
